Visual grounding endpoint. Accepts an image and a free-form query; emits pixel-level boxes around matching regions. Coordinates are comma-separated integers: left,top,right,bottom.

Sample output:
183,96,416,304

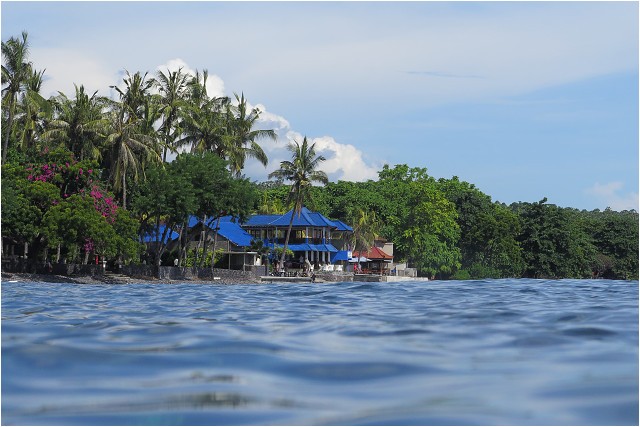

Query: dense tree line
261,165,638,280
2,32,638,280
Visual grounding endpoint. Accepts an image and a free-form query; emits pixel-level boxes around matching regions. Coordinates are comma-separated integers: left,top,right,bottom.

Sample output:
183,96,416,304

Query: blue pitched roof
243,214,281,227
187,215,254,247
331,219,353,232
266,207,339,228
142,225,179,243
266,242,338,253
331,250,351,263
217,216,254,247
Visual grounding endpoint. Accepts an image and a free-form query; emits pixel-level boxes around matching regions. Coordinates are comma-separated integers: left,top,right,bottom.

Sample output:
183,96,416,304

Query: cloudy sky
2,1,638,210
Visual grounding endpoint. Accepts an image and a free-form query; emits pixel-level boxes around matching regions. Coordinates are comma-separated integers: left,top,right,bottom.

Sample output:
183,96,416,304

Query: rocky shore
0,272,260,285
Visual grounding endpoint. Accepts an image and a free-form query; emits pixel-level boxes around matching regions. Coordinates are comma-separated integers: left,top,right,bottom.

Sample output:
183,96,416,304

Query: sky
2,1,638,211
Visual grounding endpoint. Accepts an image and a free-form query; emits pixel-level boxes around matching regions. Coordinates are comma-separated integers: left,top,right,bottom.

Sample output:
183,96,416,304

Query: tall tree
225,93,275,177
44,85,108,161
268,137,328,268
154,67,189,161
14,67,51,153
348,207,381,252
111,70,154,122
177,70,229,158
2,31,32,164
399,180,461,279
131,161,196,269
104,100,161,209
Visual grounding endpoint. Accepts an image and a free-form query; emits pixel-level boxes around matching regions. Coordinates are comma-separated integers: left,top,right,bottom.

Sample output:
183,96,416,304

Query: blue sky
2,1,638,211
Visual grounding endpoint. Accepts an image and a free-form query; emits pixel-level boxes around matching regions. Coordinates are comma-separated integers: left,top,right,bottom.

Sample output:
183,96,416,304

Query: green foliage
111,208,143,263
514,199,596,279
184,247,225,268
1,173,41,248
272,246,294,259
398,180,461,278
42,195,119,262
437,177,524,278
584,209,639,279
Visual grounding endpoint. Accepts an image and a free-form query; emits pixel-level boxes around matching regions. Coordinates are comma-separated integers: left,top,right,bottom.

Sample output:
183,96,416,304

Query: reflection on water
2,279,638,425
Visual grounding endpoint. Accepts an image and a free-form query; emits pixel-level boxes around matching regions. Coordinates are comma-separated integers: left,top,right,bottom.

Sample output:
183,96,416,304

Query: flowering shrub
89,184,118,224
25,159,118,222
26,163,56,182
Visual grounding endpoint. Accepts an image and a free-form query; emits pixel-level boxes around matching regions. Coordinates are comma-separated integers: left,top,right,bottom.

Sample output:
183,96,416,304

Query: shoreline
0,272,259,285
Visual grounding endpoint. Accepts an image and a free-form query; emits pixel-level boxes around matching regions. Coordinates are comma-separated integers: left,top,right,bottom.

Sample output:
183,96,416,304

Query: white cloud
31,47,117,98
295,134,380,182
585,182,639,211
156,58,226,98
152,60,381,183
234,98,380,183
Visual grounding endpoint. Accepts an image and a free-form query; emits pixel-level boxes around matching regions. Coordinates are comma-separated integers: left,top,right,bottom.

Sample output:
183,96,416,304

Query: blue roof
264,242,338,253
243,214,281,227
217,216,254,247
316,243,338,252
331,250,351,263
188,215,254,247
243,208,353,233
266,207,338,228
331,219,353,232
284,243,315,252
143,225,179,243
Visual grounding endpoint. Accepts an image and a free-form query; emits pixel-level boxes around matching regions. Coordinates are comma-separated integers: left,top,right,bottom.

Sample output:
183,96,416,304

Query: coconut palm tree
111,70,154,123
348,208,381,252
44,84,109,161
113,71,161,171
2,31,32,164
154,67,189,161
15,67,51,152
180,71,229,156
268,137,328,268
225,93,276,177
104,100,161,209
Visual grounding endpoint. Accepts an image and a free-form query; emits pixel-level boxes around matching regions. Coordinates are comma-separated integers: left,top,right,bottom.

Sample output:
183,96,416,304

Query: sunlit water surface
2,279,638,425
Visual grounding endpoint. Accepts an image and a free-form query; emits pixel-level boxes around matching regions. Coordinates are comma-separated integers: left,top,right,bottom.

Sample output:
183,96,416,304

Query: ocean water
1,279,637,425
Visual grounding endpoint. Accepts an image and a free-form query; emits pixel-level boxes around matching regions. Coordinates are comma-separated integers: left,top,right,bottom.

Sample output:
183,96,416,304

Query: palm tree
2,31,32,164
348,208,381,252
154,67,189,161
178,70,229,157
16,67,51,152
225,93,276,177
104,100,161,209
114,71,161,170
44,84,109,161
111,70,154,123
268,137,328,268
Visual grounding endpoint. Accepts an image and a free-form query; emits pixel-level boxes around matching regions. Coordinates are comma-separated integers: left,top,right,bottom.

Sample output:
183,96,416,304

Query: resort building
143,208,370,274
242,206,353,270
144,216,260,270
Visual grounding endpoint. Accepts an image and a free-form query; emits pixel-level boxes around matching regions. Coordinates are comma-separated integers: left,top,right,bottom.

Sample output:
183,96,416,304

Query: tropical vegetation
2,32,638,280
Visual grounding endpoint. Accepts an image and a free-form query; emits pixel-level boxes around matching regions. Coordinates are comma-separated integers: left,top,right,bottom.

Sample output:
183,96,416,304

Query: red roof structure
353,246,392,261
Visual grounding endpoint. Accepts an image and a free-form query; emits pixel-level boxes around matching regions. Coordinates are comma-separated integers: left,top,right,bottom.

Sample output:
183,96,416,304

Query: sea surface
1,279,638,425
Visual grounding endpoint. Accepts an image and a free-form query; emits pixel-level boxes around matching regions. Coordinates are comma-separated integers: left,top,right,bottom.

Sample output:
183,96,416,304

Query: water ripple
2,279,638,425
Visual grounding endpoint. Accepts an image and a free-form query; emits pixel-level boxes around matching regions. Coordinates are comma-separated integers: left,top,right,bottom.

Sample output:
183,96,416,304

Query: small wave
281,361,426,381
562,327,617,338
342,328,431,338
